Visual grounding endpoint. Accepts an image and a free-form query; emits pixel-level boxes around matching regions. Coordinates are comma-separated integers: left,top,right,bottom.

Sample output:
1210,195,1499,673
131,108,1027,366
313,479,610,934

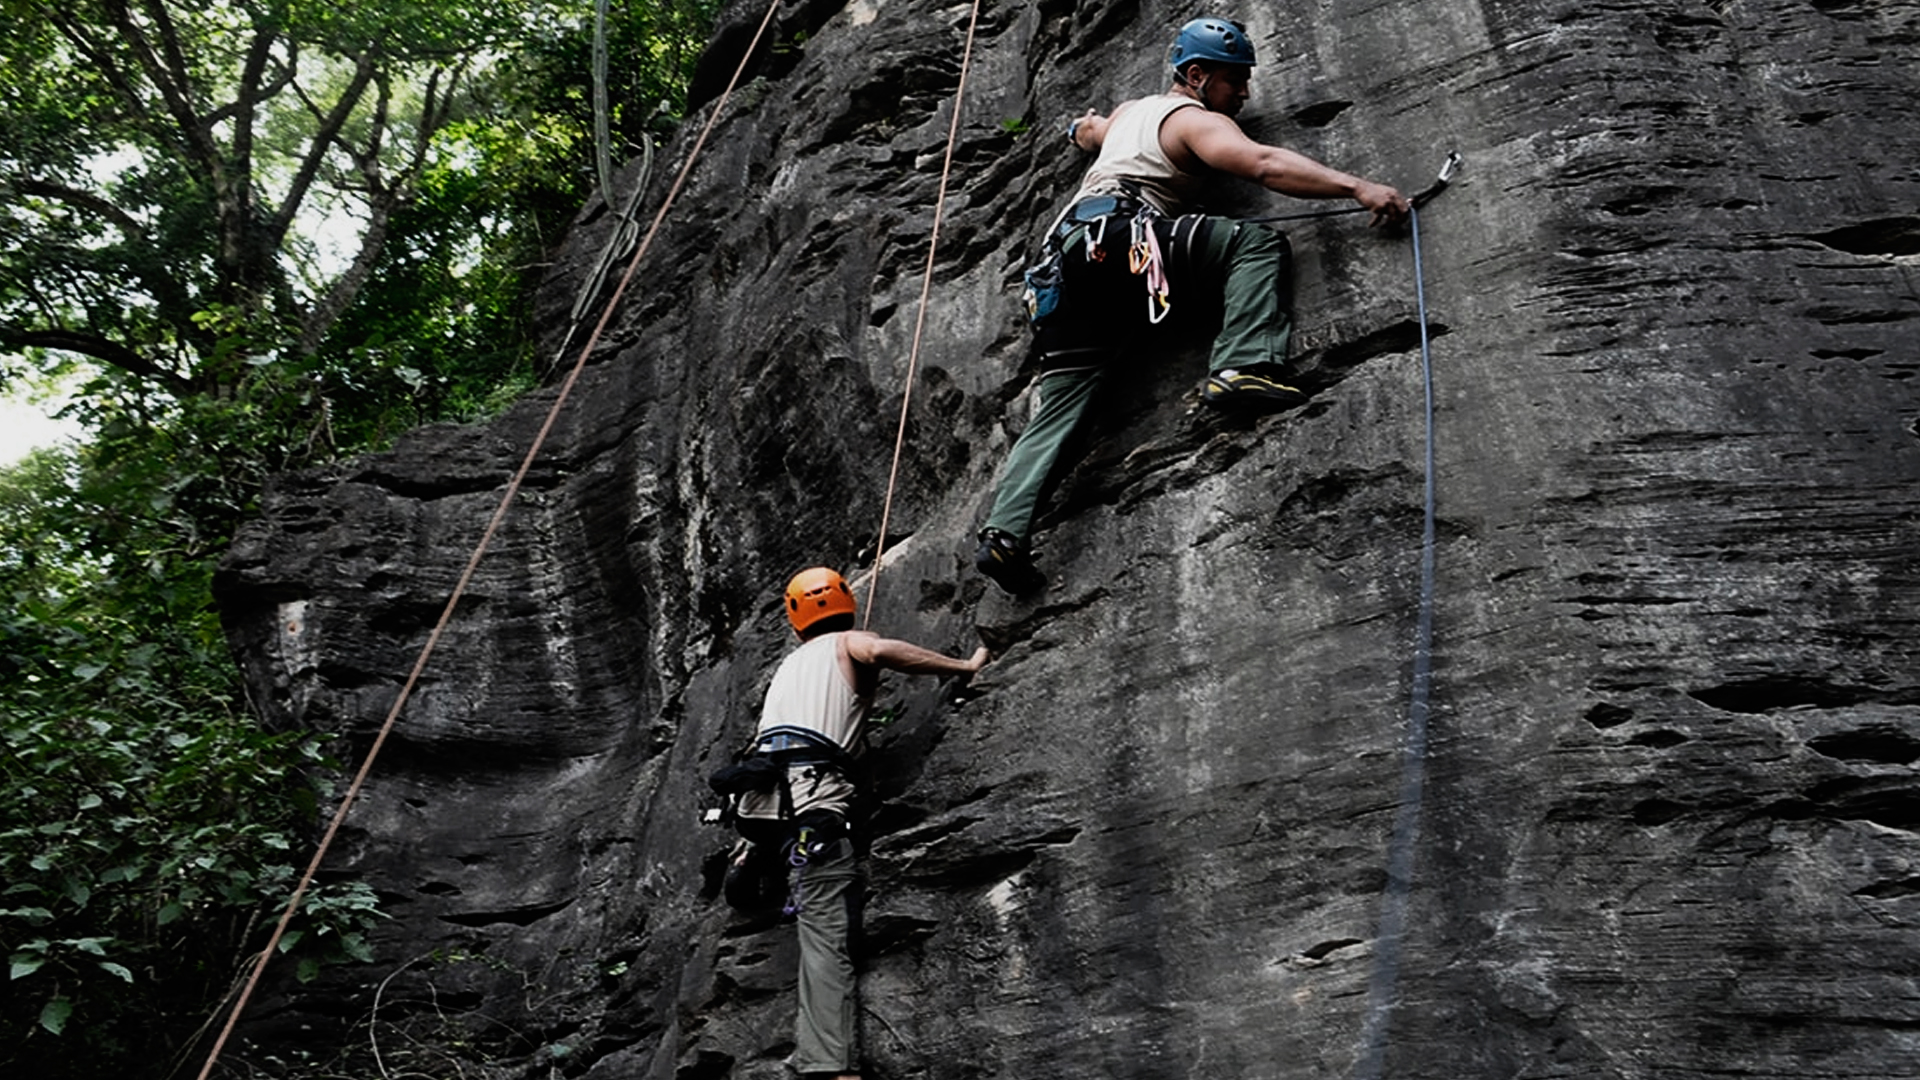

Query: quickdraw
782,823,836,915
1084,212,1110,259
1128,208,1172,324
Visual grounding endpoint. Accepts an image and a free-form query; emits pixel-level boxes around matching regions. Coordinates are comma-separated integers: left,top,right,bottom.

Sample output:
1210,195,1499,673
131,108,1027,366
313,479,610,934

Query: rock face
213,0,1920,1077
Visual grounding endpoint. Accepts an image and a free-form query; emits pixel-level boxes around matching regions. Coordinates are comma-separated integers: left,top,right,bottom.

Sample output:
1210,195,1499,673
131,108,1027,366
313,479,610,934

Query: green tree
0,443,383,1077
0,0,721,1074
1,0,721,469
4,0,489,382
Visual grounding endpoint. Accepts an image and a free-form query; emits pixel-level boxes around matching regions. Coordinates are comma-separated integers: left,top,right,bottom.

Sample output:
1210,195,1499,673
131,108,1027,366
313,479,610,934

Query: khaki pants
792,841,860,1074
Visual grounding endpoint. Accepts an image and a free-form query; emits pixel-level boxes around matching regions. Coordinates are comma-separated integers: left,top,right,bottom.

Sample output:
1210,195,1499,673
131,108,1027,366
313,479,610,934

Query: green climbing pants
984,215,1294,542
792,843,860,1074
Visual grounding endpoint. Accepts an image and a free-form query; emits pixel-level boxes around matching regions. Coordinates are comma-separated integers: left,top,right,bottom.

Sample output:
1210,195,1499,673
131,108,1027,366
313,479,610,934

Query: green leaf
11,954,47,980
39,996,73,1034
98,961,134,983
277,929,305,952
156,902,185,925
38,991,73,1037
295,957,321,984
77,792,104,810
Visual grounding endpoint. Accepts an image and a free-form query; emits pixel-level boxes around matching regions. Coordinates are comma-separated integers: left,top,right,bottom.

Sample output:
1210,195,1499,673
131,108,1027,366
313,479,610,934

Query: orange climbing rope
190,2,787,1076
861,0,983,628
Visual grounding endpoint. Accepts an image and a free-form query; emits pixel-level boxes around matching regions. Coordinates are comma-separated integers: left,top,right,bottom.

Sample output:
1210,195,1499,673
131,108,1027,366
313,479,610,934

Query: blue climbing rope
1354,161,1452,1079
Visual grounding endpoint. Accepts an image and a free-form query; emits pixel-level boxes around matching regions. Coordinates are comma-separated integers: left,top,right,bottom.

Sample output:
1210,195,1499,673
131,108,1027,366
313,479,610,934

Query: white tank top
737,632,868,821
1072,93,1206,215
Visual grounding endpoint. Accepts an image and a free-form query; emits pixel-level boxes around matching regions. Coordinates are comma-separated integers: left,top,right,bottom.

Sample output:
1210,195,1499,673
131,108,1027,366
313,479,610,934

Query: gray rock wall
214,0,1920,1077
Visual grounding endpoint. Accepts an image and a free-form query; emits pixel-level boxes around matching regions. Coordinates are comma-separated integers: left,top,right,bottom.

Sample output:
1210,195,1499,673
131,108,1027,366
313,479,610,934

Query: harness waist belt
1055,194,1144,242
1067,194,1139,222
754,726,849,761
758,733,825,753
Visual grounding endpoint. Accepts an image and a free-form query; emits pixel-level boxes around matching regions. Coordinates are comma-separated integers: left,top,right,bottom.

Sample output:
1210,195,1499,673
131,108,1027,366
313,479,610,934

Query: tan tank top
737,632,868,821
1073,93,1206,215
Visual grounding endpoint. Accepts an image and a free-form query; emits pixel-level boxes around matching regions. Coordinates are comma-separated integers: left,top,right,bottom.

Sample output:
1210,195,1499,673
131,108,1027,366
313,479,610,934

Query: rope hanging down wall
191,1,789,1075
1353,153,1460,1080
861,0,985,626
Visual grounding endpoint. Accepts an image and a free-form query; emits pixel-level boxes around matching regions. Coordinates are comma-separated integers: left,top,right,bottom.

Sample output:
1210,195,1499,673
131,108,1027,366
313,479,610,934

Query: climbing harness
1353,152,1459,1080
190,3,792,1077
1025,188,1199,329
709,723,856,919
708,725,860,821
1022,193,1132,323
863,0,984,624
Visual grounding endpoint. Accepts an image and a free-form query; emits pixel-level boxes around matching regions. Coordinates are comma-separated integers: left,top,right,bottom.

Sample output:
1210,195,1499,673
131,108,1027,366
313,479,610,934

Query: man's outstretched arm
1166,108,1409,225
843,631,989,677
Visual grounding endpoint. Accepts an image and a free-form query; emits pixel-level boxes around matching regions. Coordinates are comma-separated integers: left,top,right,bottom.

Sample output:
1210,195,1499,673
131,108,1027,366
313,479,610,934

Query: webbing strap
190,3,789,1076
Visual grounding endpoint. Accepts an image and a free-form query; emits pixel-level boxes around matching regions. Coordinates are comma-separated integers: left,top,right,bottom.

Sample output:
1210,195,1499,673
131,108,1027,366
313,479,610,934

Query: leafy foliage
0,0,722,1075
0,444,382,1076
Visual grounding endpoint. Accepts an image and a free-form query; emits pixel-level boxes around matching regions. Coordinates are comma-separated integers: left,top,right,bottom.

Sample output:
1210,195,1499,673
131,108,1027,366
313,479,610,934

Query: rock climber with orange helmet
721,567,987,1080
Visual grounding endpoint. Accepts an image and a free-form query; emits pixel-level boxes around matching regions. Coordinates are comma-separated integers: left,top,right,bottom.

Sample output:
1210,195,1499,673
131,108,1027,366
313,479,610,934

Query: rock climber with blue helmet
975,17,1411,595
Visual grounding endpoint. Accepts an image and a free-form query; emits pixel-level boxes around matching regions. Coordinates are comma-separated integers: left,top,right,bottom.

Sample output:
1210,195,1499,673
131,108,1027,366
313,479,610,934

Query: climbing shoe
974,528,1046,596
1201,367,1309,412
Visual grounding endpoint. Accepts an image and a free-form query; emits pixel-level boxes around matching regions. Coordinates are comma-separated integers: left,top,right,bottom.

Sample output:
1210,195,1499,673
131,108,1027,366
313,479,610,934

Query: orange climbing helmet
785,567,857,633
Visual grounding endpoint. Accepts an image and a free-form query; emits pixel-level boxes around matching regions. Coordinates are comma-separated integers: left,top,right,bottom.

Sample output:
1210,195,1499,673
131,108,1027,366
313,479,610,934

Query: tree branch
223,23,286,182
44,8,179,160
15,180,146,237
1,326,195,398
103,0,222,175
294,64,464,358
13,179,205,337
266,53,378,251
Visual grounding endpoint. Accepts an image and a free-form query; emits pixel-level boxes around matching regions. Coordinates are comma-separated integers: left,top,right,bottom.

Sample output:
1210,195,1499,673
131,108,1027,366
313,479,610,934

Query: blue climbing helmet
1168,17,1256,73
